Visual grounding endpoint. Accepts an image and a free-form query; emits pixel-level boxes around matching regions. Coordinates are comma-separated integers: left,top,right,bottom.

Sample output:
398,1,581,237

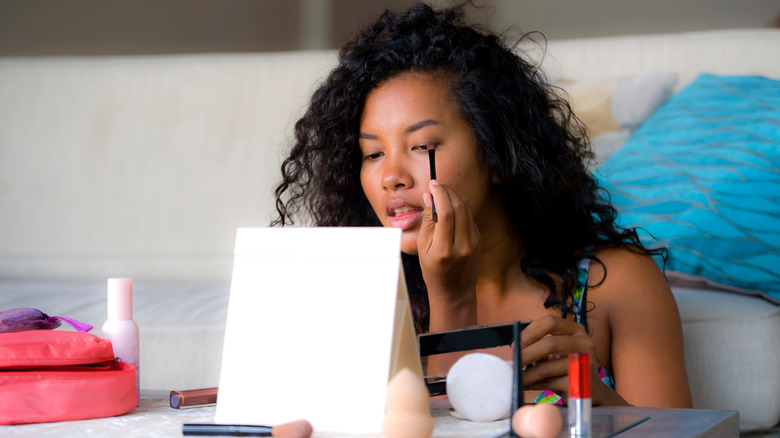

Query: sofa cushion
673,288,780,430
598,74,780,305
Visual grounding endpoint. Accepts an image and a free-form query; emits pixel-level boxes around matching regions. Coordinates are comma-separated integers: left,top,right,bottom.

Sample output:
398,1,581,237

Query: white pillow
611,72,678,130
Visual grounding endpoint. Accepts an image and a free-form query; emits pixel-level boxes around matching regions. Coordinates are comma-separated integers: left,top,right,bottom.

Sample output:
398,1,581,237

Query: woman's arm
591,247,693,408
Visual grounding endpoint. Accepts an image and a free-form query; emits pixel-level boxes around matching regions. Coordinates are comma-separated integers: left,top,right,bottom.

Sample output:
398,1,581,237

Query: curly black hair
273,2,664,332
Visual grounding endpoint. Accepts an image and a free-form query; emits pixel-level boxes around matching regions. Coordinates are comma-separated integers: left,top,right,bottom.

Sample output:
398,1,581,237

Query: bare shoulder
587,246,678,318
587,246,692,407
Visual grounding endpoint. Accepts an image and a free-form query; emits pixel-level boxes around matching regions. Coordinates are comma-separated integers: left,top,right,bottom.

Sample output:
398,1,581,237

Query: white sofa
1,29,779,432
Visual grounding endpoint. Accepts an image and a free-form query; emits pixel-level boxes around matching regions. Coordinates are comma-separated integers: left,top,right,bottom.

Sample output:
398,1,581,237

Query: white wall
467,0,779,39
0,0,777,56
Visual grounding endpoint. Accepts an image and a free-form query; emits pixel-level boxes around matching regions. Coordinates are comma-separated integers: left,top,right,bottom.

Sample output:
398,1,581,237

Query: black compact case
418,321,529,438
417,321,529,397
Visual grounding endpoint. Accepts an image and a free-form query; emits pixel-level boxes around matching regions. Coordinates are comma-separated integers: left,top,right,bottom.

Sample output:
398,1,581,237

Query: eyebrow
359,119,441,140
406,119,440,133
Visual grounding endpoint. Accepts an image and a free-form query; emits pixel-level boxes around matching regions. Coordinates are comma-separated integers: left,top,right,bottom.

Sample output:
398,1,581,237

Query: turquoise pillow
598,74,780,305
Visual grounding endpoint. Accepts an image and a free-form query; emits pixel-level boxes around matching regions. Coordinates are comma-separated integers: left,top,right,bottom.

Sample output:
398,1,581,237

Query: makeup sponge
511,403,563,438
271,419,313,438
446,353,513,422
382,367,434,438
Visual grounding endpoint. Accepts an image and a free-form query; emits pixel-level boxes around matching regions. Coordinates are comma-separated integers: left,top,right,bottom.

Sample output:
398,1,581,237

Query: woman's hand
520,315,627,406
417,180,481,331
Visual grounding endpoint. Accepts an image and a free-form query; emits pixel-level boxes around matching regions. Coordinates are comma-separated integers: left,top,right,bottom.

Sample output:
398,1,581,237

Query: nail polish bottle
101,278,140,406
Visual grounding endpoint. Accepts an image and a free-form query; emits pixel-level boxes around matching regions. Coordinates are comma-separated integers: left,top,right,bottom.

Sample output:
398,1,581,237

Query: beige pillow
559,72,679,137
561,77,622,137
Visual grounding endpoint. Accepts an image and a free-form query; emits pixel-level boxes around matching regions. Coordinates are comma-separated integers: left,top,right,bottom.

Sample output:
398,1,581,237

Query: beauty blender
446,353,513,422
511,403,563,438
382,367,434,438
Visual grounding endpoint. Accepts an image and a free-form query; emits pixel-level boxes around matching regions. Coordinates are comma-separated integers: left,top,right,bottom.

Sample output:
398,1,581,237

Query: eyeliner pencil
183,424,273,436
427,141,438,222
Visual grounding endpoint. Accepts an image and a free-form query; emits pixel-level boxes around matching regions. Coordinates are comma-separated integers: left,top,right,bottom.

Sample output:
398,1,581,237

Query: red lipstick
568,352,592,437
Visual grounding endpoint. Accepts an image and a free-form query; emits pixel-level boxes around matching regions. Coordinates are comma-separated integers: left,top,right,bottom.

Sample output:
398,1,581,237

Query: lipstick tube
568,352,591,437
170,387,218,409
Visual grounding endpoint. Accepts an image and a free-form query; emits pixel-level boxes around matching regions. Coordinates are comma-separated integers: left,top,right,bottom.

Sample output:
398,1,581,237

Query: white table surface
0,397,737,438
0,396,510,438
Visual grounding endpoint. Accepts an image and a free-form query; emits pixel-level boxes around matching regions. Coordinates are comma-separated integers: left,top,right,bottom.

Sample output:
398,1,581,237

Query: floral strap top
533,257,616,404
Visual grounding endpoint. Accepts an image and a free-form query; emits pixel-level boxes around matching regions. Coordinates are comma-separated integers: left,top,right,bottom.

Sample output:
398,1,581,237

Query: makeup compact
418,321,529,437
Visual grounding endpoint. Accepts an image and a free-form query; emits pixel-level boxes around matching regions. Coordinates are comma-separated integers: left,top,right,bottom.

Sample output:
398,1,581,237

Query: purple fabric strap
51,316,94,333
0,307,93,333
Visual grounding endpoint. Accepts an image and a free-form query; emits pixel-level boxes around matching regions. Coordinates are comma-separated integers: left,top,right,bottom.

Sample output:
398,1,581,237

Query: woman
273,2,691,408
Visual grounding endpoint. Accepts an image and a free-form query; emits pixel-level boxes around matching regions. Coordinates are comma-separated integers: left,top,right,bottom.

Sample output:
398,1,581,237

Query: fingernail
430,180,440,186
423,192,431,208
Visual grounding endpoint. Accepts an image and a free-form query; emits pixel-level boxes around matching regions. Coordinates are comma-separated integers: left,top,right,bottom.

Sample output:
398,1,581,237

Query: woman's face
359,72,494,254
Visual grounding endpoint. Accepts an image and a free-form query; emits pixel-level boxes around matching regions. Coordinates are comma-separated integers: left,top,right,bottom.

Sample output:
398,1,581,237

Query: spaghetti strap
533,255,616,404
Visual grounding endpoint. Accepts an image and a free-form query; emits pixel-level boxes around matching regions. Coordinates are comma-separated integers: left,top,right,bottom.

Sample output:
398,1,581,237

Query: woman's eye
412,143,435,152
363,152,383,161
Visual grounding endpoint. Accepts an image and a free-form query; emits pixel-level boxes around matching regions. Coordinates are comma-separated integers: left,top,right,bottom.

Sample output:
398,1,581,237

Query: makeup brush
182,419,313,438
426,141,438,222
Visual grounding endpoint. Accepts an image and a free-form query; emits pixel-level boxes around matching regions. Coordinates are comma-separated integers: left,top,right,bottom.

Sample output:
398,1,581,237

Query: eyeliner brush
427,141,438,222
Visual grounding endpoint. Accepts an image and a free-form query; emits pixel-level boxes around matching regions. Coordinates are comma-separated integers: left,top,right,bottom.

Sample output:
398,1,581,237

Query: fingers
521,314,583,346
417,180,481,304
418,191,437,252
423,180,480,257
519,315,596,390
523,356,568,391
427,180,455,247
521,316,592,359
525,375,569,399
524,357,610,406
518,315,601,398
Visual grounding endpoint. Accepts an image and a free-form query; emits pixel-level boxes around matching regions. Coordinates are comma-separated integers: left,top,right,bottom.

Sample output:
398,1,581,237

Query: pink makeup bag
0,330,137,425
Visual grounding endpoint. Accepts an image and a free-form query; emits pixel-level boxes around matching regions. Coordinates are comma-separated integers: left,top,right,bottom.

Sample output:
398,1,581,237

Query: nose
381,151,414,191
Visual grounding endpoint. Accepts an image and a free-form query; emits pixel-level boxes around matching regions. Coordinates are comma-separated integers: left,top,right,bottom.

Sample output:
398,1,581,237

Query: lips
386,198,423,230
